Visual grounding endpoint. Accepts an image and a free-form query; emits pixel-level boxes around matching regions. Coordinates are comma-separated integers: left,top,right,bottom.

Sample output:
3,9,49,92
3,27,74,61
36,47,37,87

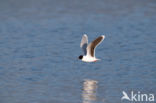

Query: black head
78,55,83,60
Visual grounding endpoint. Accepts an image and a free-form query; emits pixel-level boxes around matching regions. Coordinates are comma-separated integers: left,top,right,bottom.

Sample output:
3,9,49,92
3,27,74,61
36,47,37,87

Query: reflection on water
82,79,98,103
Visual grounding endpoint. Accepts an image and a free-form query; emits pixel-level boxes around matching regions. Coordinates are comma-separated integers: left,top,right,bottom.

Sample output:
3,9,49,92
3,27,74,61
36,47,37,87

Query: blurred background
0,0,156,103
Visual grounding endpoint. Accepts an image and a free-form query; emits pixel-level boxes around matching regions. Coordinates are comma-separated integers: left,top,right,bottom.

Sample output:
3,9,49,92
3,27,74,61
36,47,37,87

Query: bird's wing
87,35,105,57
80,34,88,55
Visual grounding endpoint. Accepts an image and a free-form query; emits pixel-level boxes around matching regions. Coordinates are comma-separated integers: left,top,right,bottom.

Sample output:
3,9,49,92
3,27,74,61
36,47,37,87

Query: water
0,0,156,103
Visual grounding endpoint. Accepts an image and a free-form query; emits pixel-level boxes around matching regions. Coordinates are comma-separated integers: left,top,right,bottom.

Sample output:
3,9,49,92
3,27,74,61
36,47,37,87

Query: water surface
0,0,156,103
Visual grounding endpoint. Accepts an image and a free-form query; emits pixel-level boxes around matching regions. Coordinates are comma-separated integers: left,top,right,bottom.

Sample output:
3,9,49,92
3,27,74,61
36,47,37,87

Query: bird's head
78,55,83,60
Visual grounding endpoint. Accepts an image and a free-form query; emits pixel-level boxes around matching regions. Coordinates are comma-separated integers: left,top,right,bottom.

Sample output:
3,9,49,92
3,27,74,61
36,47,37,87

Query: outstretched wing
80,34,88,55
87,35,105,57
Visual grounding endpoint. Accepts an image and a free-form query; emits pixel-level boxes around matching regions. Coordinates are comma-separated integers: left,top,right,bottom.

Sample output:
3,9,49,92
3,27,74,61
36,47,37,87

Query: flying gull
79,34,105,62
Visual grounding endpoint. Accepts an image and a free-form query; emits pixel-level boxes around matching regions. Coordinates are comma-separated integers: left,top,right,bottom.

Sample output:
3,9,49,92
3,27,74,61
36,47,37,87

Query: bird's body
79,34,105,62
81,55,100,62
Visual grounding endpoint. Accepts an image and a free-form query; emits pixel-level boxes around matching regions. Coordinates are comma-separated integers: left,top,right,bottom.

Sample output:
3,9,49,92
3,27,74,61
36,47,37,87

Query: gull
78,34,105,62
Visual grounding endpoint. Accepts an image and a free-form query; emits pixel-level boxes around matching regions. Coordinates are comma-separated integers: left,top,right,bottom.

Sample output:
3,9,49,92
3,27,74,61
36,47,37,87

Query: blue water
0,0,156,103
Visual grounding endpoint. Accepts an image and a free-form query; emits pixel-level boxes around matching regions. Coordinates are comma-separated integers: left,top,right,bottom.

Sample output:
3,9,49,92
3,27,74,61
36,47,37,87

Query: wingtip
84,34,87,37
101,35,105,39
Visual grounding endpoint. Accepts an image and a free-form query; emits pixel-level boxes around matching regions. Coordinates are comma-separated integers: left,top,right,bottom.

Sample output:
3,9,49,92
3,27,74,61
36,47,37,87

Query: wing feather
80,34,88,55
87,35,105,57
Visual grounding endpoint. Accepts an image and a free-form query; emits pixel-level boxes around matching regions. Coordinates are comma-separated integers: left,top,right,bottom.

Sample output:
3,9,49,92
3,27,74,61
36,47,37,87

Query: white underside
82,55,100,62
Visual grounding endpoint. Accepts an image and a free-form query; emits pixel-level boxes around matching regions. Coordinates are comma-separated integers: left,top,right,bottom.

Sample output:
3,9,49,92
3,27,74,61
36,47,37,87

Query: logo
121,91,155,102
